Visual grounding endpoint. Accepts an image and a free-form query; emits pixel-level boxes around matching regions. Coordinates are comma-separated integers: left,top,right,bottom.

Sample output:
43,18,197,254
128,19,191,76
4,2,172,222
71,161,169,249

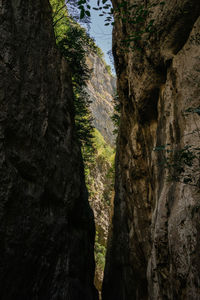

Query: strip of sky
89,0,113,67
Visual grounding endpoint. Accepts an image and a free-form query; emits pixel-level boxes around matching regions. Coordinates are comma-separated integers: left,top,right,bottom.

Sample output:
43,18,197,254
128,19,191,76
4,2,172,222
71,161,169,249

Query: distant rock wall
90,153,113,295
103,1,200,299
0,1,97,299
86,51,116,297
86,53,116,147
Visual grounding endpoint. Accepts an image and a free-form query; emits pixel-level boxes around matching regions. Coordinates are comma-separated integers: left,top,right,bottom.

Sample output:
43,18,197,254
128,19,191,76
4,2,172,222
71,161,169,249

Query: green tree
50,0,96,166
154,107,200,188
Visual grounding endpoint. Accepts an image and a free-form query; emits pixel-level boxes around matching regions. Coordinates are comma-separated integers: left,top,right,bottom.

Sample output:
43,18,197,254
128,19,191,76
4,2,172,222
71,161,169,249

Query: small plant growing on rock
154,106,200,188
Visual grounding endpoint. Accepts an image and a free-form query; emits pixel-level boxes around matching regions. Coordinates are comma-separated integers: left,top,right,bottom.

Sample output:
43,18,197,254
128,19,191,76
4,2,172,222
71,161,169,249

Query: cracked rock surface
103,1,200,299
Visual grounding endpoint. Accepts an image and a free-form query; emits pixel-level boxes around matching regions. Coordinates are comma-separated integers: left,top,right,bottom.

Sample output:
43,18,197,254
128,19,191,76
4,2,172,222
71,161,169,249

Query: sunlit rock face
86,53,116,147
0,1,98,299
90,153,114,297
86,52,116,298
103,0,200,299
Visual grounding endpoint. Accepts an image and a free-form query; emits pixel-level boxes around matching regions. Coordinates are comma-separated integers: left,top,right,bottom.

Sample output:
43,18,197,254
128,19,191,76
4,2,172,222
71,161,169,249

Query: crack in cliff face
84,50,117,300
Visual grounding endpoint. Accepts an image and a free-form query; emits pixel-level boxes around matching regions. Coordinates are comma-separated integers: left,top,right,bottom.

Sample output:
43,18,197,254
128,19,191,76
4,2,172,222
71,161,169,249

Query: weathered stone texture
86,53,116,147
0,1,98,299
86,51,116,295
89,153,114,296
103,0,200,299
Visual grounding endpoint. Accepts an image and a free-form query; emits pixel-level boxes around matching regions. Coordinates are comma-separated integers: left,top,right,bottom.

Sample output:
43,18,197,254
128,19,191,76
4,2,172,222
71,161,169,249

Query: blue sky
67,0,114,69
89,1,113,68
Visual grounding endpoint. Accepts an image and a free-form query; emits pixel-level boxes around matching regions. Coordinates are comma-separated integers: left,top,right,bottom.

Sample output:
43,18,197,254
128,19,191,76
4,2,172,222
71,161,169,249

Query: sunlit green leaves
50,0,96,166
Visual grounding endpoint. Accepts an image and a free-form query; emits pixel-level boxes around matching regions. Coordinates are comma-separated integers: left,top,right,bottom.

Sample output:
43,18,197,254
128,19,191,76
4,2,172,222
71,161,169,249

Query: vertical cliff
103,0,200,299
86,52,116,296
88,129,115,296
0,1,97,299
86,52,116,147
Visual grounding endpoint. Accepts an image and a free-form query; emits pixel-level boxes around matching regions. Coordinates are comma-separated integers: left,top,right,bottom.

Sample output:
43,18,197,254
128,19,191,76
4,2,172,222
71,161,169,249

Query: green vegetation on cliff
95,231,106,270
85,128,115,200
50,0,95,165
50,0,115,165
93,129,115,164
87,129,115,292
50,2,116,294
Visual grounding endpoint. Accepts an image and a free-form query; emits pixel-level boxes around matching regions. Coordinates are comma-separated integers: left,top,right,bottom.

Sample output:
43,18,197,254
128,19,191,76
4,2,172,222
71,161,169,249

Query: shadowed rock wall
0,1,98,299
103,0,200,299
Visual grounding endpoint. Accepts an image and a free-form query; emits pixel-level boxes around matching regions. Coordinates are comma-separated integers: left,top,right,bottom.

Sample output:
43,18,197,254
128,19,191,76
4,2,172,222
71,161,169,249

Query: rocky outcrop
0,1,98,299
103,1,200,299
86,53,116,146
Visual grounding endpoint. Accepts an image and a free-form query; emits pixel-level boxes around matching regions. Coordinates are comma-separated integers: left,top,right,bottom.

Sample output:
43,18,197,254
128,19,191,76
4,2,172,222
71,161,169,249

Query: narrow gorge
0,1,200,300
85,50,116,295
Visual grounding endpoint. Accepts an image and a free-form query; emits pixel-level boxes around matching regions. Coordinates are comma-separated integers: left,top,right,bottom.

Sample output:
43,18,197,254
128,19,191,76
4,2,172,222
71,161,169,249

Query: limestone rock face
86,53,116,147
0,1,98,299
86,51,116,297
86,52,116,296
103,1,200,299
90,154,113,294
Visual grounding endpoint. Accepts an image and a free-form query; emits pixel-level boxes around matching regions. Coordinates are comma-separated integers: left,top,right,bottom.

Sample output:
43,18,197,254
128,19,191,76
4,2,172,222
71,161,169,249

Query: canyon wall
0,1,98,299
86,53,116,147
103,0,200,299
86,53,116,296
